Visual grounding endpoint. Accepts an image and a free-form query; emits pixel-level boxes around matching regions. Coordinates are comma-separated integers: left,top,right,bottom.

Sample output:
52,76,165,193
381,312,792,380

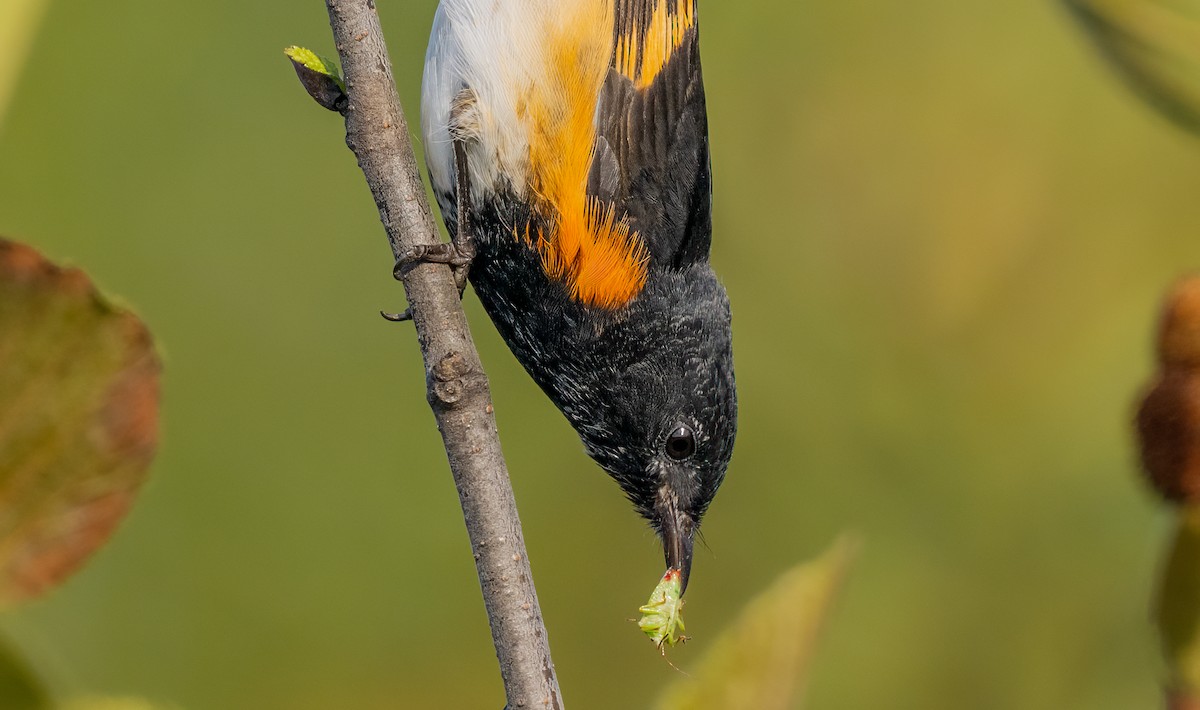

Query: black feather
594,0,712,270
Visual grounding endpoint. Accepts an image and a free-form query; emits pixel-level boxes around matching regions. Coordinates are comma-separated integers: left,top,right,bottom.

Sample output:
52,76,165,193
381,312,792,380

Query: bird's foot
381,242,475,323
385,131,476,323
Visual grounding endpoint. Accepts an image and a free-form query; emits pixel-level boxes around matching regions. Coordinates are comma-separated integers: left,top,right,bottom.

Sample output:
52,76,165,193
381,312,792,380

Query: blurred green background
0,0,1194,707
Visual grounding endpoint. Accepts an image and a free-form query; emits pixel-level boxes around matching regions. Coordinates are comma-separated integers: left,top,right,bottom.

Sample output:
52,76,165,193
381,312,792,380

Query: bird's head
568,271,736,594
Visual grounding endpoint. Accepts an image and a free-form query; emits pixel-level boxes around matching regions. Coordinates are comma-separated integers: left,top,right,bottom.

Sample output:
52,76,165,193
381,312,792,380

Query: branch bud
284,46,348,113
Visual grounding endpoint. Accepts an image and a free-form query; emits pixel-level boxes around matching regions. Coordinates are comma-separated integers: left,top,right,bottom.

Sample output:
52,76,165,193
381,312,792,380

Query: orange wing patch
519,1,649,310
615,0,696,90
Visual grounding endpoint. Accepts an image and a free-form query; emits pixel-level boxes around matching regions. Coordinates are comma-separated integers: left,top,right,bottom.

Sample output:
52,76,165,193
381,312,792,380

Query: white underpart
422,0,603,217
422,0,542,213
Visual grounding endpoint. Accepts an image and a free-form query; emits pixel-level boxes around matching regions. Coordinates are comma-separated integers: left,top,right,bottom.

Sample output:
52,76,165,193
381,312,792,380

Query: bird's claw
383,242,474,324
386,132,476,324
392,243,474,278
380,308,413,323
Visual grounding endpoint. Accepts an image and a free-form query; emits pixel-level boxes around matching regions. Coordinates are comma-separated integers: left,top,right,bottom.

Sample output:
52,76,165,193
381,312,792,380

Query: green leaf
59,698,178,710
1158,505,1200,698
284,46,347,113
1065,0,1200,133
0,0,53,131
654,537,857,710
283,47,344,89
0,238,161,608
0,636,49,710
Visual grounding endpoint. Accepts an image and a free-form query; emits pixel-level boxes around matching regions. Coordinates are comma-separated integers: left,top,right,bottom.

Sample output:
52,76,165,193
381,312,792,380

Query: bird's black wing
589,0,712,271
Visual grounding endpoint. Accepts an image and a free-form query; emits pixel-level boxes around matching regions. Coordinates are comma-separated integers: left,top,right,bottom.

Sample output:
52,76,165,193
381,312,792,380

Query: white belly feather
421,0,612,221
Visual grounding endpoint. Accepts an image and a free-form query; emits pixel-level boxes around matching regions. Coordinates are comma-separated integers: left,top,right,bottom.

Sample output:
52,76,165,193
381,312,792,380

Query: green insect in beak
639,568,687,650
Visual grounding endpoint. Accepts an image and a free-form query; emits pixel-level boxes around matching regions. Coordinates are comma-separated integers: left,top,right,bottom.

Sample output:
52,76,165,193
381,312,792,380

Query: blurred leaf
0,238,161,607
59,698,177,710
654,537,857,710
1065,0,1200,132
1158,505,1200,699
0,0,52,131
1136,275,1200,503
0,636,49,710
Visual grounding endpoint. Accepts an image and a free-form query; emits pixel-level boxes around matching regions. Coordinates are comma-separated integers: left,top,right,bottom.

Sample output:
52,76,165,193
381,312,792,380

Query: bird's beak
659,498,695,595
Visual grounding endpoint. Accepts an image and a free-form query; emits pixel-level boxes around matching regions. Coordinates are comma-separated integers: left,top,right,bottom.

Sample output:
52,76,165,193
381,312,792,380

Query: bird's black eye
665,426,696,460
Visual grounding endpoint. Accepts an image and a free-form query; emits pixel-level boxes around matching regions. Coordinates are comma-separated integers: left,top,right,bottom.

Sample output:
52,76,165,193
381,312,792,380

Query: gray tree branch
319,1,563,707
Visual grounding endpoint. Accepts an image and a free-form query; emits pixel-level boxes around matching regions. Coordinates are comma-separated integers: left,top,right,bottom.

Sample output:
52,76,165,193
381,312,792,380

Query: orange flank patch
615,0,696,89
520,1,649,309
536,199,647,309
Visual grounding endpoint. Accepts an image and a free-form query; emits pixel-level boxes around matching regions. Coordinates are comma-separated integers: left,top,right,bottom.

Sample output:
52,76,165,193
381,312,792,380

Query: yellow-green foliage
0,0,51,129
655,538,855,710
284,46,344,90
1158,506,1200,695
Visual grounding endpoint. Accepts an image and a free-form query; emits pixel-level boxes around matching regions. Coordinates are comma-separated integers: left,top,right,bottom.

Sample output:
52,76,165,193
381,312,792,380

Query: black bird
415,0,736,593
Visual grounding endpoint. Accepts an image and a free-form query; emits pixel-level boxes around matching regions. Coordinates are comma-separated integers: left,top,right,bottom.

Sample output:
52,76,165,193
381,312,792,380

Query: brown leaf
1137,276,1200,502
0,238,161,607
1138,371,1200,501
